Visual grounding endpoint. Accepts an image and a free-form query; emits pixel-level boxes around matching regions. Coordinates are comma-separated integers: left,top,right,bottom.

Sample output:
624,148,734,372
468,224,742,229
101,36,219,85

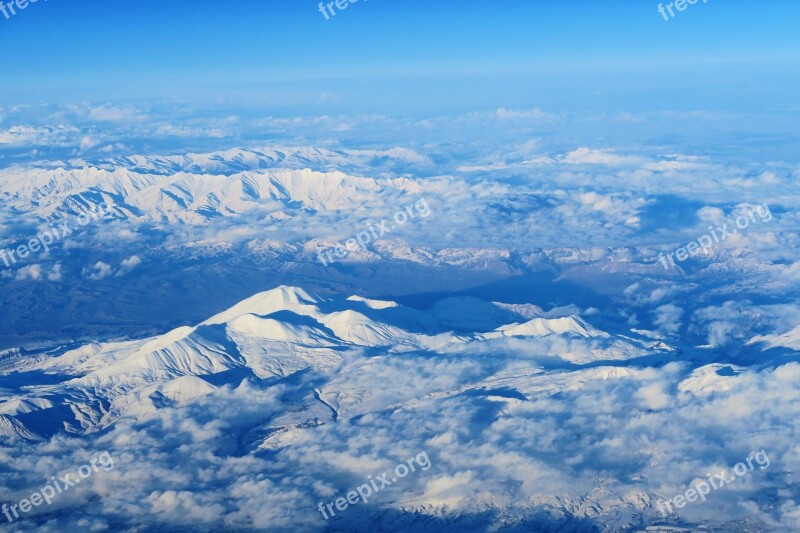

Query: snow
0,286,674,438
747,324,800,351
488,315,608,339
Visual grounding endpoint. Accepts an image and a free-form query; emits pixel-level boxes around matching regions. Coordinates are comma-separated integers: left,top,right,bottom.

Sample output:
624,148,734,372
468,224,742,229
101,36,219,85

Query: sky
1,0,799,114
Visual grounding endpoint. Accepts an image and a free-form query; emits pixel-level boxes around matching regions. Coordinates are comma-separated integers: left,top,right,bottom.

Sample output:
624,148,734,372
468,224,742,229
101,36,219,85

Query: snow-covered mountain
0,146,442,227
0,286,673,440
747,324,800,351
0,166,419,224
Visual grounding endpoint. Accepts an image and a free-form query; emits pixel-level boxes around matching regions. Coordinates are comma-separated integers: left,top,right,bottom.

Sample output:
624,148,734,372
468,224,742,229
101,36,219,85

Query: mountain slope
0,286,674,441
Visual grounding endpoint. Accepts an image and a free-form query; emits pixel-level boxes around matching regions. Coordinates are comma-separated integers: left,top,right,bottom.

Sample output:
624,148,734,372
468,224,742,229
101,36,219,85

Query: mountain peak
202,286,321,326
494,315,607,338
346,295,400,309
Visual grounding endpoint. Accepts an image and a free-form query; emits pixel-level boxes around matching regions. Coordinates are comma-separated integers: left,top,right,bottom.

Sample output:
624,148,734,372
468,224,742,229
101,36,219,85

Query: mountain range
0,285,678,443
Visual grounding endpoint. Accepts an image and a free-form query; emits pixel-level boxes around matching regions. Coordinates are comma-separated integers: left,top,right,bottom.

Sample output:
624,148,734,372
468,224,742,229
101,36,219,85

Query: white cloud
654,304,683,334
562,147,647,166
83,261,113,280
47,263,63,281
0,124,80,146
155,124,226,138
14,264,42,280
87,104,143,122
118,255,142,275
1,358,798,530
79,135,100,151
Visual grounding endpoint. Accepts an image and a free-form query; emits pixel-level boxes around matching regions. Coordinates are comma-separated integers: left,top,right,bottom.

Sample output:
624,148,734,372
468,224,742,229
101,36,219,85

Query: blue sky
1,0,799,113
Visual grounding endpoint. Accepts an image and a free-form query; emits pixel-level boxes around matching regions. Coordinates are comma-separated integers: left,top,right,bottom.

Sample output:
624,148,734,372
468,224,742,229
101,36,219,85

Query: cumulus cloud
79,257,142,280
494,107,556,121
47,263,63,281
1,355,798,531
0,125,80,146
654,304,683,335
14,264,42,281
79,135,100,151
154,123,227,138
83,261,113,280
86,104,145,122
562,147,648,167
117,255,142,275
